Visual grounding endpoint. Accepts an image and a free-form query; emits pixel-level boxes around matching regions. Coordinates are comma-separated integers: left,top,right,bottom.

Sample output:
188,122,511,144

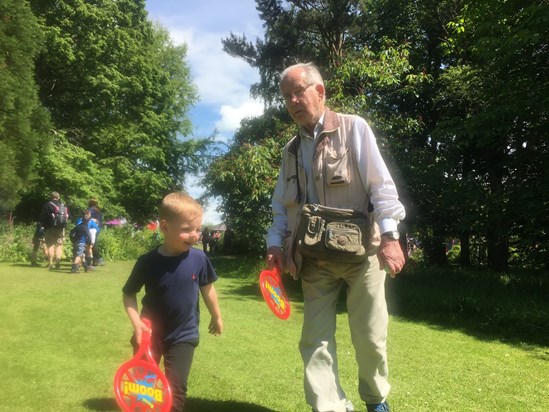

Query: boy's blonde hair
159,192,203,222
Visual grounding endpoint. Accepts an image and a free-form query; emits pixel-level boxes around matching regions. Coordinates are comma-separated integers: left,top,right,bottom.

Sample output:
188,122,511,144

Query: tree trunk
487,232,509,272
459,232,471,267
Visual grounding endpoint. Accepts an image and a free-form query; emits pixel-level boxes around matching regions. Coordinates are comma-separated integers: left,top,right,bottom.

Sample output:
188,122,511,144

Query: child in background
122,192,223,411
70,210,93,273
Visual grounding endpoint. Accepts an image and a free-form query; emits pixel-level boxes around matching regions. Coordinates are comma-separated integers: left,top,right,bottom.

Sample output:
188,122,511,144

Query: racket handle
141,317,152,346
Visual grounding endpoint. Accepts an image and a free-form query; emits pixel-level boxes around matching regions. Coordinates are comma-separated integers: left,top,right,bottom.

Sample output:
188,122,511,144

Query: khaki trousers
299,253,390,412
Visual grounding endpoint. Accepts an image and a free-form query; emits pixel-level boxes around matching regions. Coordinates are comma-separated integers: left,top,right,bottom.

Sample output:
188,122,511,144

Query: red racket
114,318,173,411
259,266,291,320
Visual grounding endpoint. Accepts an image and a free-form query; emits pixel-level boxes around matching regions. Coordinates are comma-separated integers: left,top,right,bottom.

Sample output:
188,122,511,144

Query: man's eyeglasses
283,83,314,103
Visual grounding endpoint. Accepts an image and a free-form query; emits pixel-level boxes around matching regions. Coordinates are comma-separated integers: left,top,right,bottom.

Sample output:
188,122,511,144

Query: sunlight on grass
0,260,547,411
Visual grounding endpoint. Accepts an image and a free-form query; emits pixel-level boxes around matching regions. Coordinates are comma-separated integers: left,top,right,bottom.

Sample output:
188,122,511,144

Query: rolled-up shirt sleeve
353,119,406,233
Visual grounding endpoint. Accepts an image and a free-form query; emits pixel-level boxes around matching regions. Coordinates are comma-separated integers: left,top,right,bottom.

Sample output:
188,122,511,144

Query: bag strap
295,136,302,204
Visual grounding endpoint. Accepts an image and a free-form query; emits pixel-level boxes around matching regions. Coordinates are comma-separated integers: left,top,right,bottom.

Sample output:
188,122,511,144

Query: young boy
70,210,93,273
122,192,223,411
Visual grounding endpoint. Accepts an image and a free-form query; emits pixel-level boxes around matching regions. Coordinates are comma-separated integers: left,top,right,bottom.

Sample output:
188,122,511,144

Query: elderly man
266,63,406,412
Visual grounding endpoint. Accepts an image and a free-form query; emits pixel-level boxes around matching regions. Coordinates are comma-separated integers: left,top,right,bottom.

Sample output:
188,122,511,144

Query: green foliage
0,222,161,263
424,0,549,270
223,0,378,104
0,0,51,210
204,109,294,254
9,0,205,223
0,223,34,263
446,244,461,264
98,226,161,261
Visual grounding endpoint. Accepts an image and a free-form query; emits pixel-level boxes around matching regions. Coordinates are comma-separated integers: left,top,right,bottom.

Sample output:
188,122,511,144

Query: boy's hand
135,319,152,345
208,316,223,336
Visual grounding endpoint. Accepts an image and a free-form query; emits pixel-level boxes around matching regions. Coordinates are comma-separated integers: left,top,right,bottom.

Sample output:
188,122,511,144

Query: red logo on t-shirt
192,274,197,280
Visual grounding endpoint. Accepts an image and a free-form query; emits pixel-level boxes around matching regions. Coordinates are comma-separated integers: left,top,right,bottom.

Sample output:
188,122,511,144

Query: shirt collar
299,111,326,140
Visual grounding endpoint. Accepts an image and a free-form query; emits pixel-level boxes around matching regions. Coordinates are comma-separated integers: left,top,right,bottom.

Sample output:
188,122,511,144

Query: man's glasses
283,83,314,103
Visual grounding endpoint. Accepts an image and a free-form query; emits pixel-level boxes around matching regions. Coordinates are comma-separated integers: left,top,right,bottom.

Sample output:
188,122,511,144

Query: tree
223,0,376,104
23,0,205,221
0,0,51,213
203,108,293,253
441,0,549,270
219,0,548,269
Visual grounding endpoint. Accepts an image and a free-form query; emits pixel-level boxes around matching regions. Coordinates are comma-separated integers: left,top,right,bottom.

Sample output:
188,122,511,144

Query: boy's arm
122,293,150,345
200,284,223,336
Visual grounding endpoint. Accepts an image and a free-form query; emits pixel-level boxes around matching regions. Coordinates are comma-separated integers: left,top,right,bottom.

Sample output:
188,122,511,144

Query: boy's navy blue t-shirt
122,247,218,346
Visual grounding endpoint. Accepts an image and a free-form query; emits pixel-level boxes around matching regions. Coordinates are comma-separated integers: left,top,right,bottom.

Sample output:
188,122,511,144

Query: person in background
87,198,104,266
74,211,100,270
30,223,46,266
122,192,223,411
265,63,406,412
70,210,93,273
39,191,68,270
201,227,211,254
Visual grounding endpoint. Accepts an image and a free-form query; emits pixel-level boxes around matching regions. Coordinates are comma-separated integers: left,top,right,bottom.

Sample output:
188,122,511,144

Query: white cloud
147,3,264,135
216,100,264,133
145,2,266,221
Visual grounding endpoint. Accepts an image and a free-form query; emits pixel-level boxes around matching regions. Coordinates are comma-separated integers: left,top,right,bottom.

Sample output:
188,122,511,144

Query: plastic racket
259,266,291,320
114,318,173,411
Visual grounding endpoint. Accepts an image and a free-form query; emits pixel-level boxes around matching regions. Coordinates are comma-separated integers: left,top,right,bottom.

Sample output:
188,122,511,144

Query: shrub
447,244,461,264
98,225,161,261
0,223,161,263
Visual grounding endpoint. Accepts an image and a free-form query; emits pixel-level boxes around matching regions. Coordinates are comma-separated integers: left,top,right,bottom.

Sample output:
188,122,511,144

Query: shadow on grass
186,397,276,411
208,255,549,347
386,263,549,347
82,397,119,411
209,254,304,304
82,397,275,412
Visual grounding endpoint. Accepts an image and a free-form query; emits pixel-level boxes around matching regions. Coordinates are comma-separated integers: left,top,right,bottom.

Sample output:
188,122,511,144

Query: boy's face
160,214,202,254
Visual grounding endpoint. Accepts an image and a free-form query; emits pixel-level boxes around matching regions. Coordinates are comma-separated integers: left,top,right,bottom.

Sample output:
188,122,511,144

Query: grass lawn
0,257,547,411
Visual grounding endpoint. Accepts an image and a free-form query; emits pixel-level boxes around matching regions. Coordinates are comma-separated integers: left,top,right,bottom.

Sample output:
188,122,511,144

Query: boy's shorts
72,242,86,258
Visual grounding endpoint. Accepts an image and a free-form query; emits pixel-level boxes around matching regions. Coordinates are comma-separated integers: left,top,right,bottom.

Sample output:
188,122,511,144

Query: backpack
50,201,68,228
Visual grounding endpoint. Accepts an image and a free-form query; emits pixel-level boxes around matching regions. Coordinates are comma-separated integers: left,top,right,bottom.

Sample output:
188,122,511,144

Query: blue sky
145,1,265,224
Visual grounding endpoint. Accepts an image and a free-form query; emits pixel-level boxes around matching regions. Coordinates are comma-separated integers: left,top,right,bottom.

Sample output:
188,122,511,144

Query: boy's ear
159,219,169,233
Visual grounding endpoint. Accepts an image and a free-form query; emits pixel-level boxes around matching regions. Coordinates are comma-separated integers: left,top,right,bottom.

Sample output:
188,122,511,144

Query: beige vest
280,108,380,274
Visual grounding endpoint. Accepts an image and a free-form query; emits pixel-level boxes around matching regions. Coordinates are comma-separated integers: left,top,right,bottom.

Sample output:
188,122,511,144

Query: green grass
0,258,547,411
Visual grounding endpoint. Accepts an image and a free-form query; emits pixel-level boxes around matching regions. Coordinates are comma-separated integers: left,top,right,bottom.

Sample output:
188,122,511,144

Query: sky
144,0,265,224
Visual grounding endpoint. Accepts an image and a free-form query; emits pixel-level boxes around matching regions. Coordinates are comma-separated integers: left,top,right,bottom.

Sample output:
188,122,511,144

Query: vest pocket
282,174,299,206
325,148,350,186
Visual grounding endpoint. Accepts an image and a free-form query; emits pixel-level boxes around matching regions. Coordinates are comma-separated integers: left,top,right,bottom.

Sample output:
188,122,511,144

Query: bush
0,223,35,263
0,222,162,263
98,225,161,261
447,244,461,264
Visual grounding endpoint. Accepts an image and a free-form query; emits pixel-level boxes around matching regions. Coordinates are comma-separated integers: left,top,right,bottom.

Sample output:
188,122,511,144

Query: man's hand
377,237,405,278
266,246,283,272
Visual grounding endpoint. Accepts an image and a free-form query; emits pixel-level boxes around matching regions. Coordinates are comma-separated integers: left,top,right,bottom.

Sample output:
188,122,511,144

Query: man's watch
381,231,400,240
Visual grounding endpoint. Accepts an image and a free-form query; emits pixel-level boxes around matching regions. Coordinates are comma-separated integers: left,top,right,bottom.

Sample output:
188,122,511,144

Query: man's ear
314,83,325,100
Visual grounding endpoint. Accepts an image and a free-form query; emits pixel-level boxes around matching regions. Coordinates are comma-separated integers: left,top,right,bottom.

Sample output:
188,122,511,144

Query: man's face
281,68,325,133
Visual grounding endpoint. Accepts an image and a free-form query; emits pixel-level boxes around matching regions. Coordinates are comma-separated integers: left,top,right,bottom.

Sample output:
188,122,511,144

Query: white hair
279,62,324,87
